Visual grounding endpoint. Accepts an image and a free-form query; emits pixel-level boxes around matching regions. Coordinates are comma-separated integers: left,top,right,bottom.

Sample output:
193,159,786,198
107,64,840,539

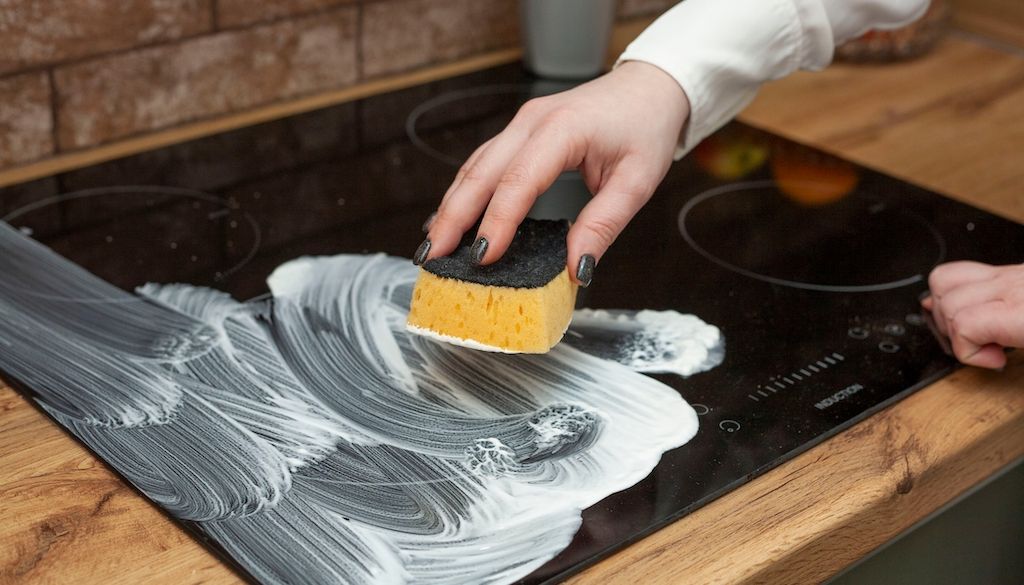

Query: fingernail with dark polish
421,212,437,233
471,237,488,265
576,254,596,287
413,239,431,265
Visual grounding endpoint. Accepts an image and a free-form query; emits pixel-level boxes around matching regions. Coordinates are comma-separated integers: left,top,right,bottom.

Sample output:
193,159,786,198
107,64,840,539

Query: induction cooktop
2,63,1022,584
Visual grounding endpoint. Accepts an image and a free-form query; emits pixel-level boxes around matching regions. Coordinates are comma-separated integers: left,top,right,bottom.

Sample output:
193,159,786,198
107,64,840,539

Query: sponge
407,219,578,353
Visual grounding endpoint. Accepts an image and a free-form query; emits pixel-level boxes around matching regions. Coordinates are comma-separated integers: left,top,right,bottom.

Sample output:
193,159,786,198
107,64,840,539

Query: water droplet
190,255,198,262
169,241,178,249
104,235,114,243
337,198,346,206
966,222,975,231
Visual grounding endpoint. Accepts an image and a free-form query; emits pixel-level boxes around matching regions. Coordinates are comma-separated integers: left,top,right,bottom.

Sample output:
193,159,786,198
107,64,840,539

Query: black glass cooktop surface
2,63,1023,584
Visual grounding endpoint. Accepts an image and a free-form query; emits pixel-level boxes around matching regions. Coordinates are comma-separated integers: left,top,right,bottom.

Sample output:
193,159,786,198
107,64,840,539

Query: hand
922,261,1024,369
417,61,690,286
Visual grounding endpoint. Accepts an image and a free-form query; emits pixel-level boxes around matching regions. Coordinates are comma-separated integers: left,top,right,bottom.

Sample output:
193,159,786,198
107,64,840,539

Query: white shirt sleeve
616,0,930,158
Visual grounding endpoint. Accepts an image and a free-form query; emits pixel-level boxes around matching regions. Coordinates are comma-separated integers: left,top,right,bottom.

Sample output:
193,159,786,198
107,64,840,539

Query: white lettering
815,383,864,410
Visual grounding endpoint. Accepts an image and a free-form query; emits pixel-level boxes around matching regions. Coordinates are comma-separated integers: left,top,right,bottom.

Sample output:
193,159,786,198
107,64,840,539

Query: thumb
567,170,654,287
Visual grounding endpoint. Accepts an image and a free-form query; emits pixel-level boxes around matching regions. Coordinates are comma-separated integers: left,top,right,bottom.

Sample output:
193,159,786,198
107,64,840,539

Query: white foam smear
406,323,521,353
0,220,723,585
568,309,725,377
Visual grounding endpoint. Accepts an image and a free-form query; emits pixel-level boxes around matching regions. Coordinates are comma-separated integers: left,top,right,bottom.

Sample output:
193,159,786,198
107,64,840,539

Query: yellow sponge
407,219,578,353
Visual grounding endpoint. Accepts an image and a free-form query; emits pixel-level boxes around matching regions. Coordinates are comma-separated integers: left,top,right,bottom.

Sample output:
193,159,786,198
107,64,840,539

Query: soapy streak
0,220,719,585
568,309,724,377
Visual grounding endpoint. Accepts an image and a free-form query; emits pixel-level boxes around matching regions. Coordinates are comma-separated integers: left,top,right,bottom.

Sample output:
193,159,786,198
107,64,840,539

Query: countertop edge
567,354,1024,584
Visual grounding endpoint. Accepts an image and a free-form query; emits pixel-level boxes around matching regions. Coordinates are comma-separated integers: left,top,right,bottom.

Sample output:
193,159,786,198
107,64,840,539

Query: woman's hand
922,261,1024,369
416,61,690,286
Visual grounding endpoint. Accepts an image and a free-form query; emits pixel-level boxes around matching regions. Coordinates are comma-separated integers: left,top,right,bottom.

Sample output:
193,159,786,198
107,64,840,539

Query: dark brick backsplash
0,0,651,171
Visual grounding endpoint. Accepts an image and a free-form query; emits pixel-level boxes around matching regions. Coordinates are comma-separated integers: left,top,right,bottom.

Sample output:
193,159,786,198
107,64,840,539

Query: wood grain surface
2,26,1024,585
742,34,1024,225
952,0,1024,49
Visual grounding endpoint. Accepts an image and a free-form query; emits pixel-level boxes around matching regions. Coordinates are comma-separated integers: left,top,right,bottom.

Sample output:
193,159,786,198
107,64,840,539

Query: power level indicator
748,352,844,402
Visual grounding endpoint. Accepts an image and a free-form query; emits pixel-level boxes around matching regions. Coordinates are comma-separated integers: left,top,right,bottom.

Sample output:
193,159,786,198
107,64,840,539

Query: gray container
520,0,617,79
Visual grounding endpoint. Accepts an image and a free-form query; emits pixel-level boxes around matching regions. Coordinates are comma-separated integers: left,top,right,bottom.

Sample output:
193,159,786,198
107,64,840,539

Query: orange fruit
770,144,859,205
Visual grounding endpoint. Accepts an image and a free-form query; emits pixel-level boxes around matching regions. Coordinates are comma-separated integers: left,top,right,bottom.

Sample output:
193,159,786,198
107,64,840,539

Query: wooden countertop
2,30,1023,585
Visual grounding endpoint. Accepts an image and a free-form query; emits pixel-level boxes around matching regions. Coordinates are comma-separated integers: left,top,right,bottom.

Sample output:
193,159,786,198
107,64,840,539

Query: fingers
930,279,996,337
422,98,555,261
424,130,530,260
947,301,1024,369
441,138,492,203
921,260,991,317
920,295,934,311
566,165,654,286
474,118,584,264
923,261,1000,336
957,344,1006,370
927,261,997,297
922,262,1024,370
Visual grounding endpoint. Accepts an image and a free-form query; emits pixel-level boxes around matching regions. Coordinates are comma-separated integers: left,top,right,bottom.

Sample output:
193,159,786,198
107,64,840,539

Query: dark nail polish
471,237,488,265
576,254,596,287
421,212,437,233
413,239,431,265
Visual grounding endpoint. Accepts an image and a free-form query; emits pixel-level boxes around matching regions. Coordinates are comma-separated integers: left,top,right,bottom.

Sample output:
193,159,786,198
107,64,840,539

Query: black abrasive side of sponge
422,219,569,288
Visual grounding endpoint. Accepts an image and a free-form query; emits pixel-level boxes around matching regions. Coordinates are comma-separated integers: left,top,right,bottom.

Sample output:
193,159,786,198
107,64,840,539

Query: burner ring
405,84,534,167
677,180,947,293
404,83,577,187
3,185,261,302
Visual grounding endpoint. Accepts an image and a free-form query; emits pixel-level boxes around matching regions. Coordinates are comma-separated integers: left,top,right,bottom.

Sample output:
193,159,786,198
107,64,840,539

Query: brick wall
0,0,676,173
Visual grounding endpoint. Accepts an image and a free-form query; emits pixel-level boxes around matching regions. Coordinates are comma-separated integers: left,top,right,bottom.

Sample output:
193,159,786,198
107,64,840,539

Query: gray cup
520,0,617,79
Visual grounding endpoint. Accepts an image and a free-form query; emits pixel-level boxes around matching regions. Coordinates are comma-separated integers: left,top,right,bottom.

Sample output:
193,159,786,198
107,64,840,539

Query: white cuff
616,0,835,159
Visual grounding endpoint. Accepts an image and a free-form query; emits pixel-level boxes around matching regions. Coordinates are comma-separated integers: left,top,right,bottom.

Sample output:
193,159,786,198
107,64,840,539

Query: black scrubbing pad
422,219,569,288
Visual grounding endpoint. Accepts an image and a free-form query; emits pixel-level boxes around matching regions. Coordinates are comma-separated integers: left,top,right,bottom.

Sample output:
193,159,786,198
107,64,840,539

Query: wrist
613,60,691,153
615,60,690,121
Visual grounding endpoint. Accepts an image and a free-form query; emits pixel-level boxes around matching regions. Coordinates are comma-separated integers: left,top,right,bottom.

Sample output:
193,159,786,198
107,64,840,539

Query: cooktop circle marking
847,327,869,340
406,84,532,167
678,180,948,293
691,403,710,416
405,83,576,190
878,341,901,353
3,186,262,303
884,323,907,336
719,419,741,433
